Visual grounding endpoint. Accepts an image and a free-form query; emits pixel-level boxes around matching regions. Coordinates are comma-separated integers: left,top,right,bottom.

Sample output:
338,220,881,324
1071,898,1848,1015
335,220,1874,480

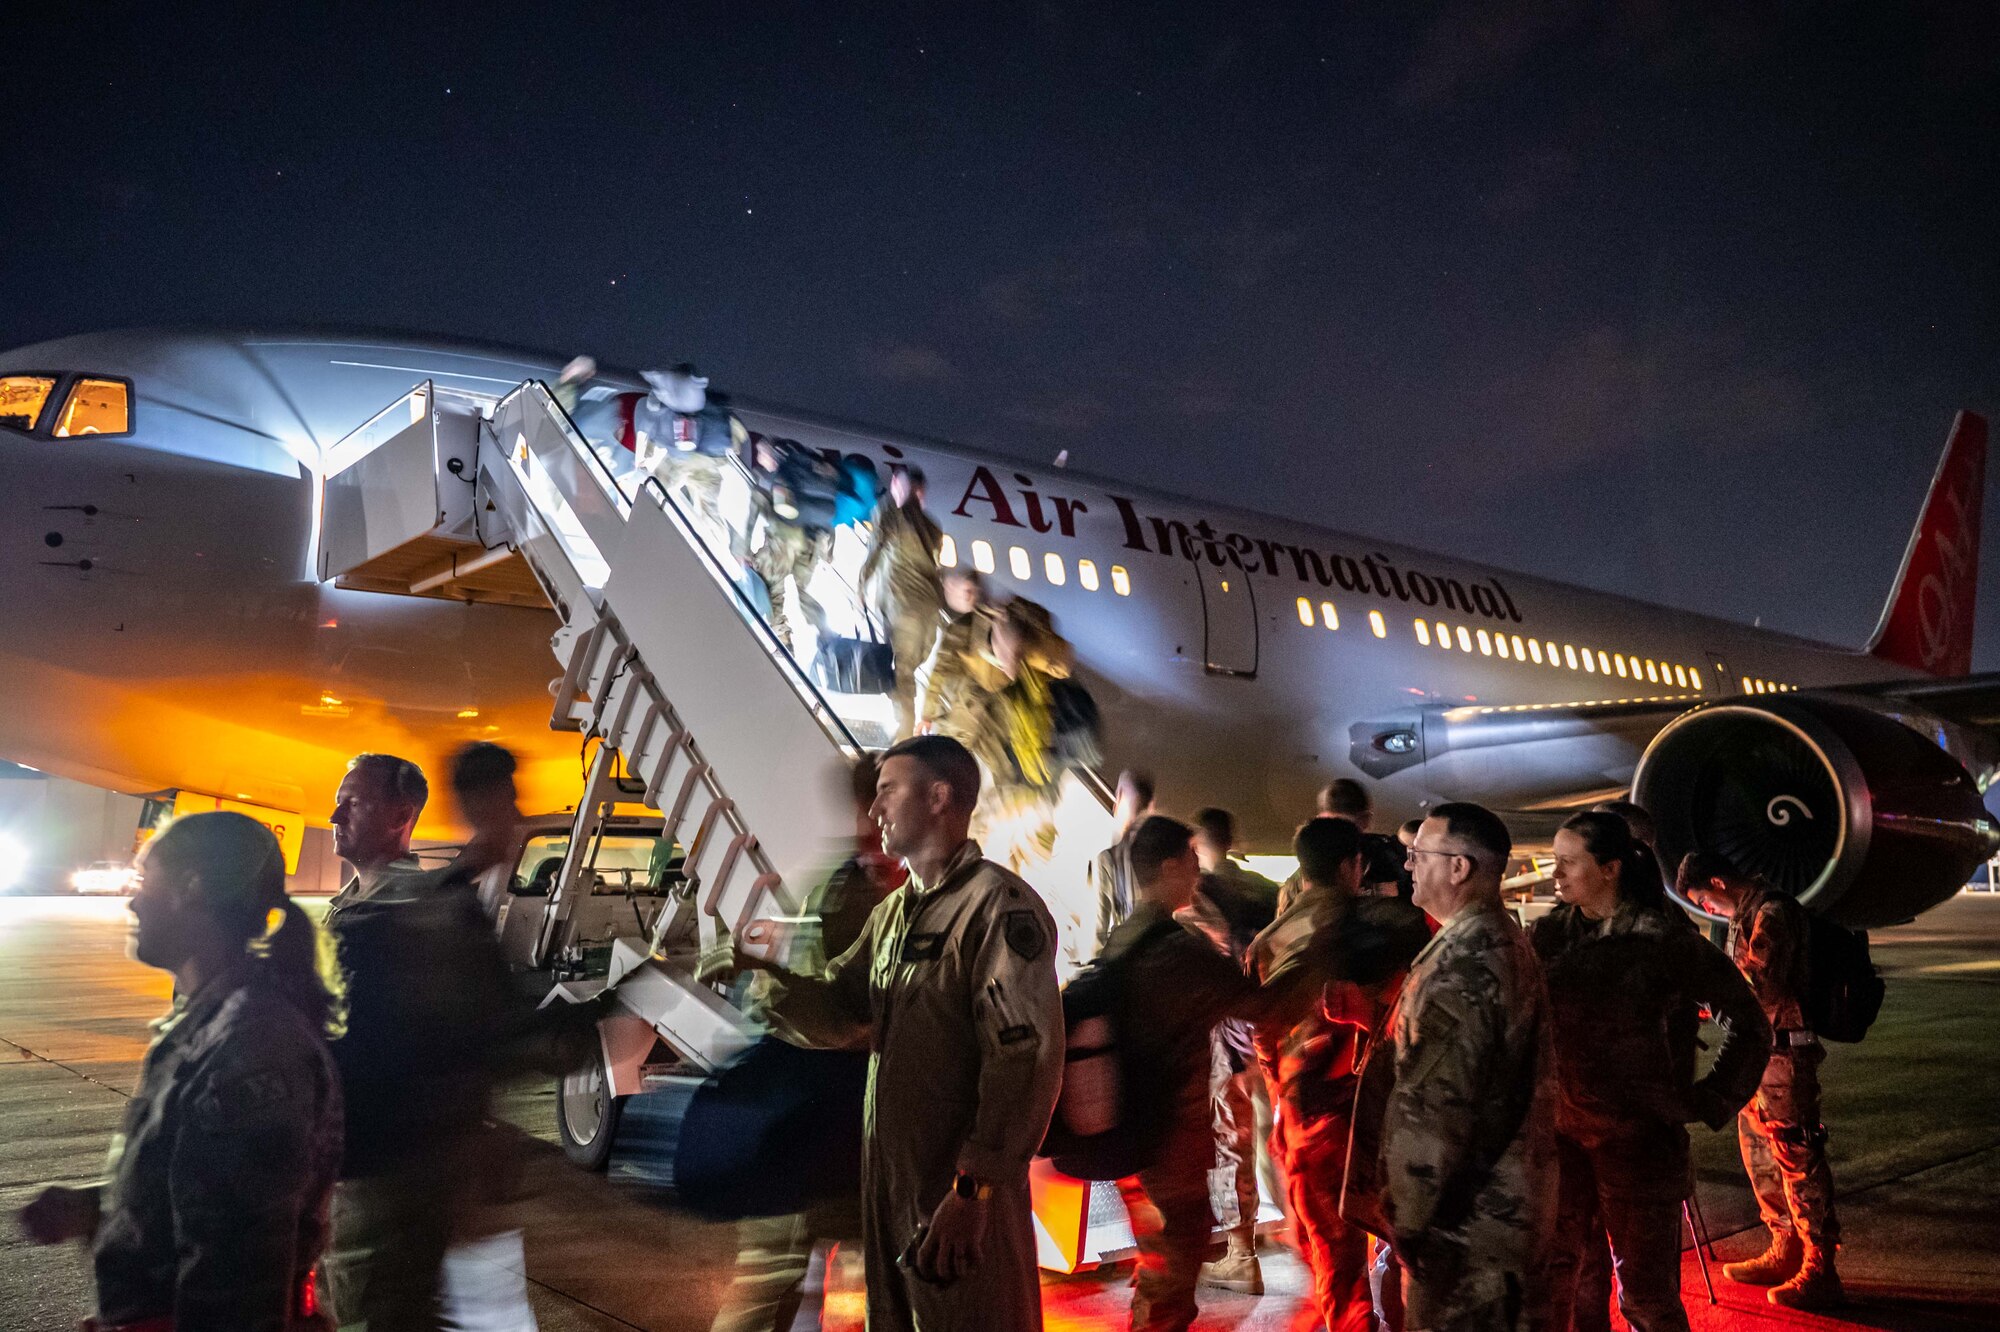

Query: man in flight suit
1679,854,1843,1310
741,735,1064,1332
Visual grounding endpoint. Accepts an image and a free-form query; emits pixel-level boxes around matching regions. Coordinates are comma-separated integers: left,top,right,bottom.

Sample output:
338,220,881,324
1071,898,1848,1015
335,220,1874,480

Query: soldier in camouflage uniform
1533,815,1770,1332
740,736,1064,1332
1347,802,1556,1332
21,812,344,1332
1678,854,1843,1310
860,466,947,741
918,570,1005,742
1102,815,1343,1332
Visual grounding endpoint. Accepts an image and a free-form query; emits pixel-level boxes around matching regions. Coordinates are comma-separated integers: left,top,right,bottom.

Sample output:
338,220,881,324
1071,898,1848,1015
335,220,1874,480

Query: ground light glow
0,832,29,893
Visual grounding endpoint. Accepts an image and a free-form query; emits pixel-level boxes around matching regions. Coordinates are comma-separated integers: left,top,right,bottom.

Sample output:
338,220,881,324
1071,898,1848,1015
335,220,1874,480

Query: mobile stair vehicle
318,379,1147,1269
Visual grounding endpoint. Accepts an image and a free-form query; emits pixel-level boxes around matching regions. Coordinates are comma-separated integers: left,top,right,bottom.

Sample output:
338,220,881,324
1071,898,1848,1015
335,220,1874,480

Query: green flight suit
763,840,1063,1332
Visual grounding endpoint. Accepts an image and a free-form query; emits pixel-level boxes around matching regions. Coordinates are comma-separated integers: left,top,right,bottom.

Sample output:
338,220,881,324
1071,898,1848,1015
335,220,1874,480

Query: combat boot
1199,1235,1264,1295
1768,1247,1842,1310
1723,1230,1802,1285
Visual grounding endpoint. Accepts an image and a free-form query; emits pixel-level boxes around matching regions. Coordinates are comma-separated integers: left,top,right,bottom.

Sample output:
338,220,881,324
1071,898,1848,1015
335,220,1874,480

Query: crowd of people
12,361,1849,1331
18,724,1849,1332
552,357,1100,858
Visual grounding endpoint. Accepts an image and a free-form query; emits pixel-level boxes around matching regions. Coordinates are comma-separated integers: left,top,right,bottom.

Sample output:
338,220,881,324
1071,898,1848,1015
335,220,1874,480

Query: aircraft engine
1633,696,1998,929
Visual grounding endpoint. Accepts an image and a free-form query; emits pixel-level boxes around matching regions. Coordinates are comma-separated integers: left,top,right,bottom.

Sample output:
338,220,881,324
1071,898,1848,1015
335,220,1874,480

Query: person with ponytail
1529,811,1771,1332
20,811,344,1331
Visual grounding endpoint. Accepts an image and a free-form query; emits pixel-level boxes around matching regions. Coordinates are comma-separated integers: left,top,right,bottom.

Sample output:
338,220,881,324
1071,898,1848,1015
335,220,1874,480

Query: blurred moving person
976,599,1085,873
1350,803,1556,1332
738,736,1063,1332
918,570,1004,743
634,364,745,550
1088,769,1157,957
320,750,543,1332
747,436,840,654
21,812,343,1330
1246,817,1429,1332
549,355,643,481
1678,854,1844,1310
1532,814,1769,1332
1191,806,1283,931
1104,816,1334,1332
712,755,904,1332
1280,777,1377,913
860,465,947,741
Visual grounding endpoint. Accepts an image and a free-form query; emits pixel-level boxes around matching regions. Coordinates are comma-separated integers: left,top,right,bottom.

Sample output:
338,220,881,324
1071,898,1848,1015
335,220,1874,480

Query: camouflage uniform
1348,901,1557,1332
1729,886,1840,1251
1530,902,1770,1332
762,840,1064,1332
860,498,946,741
749,513,833,653
92,975,343,1330
1182,862,1281,1252
918,607,1004,744
1247,887,1429,1332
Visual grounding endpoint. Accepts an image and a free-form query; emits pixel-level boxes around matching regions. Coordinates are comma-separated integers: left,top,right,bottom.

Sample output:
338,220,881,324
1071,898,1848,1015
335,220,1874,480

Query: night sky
9,4,1996,662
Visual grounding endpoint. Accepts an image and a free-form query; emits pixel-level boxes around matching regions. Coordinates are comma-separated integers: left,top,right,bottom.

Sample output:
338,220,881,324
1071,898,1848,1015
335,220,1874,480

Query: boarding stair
320,378,1142,1267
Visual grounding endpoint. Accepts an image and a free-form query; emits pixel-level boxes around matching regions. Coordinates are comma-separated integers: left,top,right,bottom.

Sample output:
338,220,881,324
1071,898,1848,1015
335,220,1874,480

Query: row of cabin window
1294,597,1705,690
936,534,1130,596
0,375,131,437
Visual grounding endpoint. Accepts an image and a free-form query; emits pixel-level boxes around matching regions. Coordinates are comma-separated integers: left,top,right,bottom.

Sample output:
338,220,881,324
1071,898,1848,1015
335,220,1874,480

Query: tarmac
2,891,1996,1331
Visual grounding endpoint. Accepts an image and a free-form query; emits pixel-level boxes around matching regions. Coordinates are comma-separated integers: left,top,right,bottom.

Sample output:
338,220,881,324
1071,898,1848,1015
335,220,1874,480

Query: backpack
1048,677,1103,772
772,441,842,529
631,398,739,459
832,454,881,529
1804,913,1884,1042
1039,915,1180,1180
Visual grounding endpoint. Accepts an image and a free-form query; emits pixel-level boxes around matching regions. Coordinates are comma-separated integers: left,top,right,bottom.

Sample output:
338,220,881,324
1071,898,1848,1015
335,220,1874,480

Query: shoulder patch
1004,909,1047,962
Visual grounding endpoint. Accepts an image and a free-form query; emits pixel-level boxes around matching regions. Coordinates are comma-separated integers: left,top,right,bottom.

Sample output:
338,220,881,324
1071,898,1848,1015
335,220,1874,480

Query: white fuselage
0,328,1901,847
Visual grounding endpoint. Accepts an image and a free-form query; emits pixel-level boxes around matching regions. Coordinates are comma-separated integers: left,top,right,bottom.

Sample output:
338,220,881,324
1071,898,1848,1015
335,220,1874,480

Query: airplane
0,325,1994,933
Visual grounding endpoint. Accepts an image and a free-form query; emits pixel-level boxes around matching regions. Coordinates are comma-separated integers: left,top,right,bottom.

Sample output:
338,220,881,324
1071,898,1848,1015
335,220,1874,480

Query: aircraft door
1196,549,1259,678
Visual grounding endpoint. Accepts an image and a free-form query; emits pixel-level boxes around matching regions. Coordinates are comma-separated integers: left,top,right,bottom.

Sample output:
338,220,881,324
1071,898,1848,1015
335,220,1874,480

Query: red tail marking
1870,411,1987,677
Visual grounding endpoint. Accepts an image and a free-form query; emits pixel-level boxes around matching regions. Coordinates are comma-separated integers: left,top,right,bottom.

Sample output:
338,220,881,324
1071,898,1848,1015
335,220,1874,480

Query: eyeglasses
1405,844,1464,861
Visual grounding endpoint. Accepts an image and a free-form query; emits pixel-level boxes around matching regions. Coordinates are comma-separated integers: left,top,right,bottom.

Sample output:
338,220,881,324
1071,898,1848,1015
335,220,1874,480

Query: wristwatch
952,1171,992,1201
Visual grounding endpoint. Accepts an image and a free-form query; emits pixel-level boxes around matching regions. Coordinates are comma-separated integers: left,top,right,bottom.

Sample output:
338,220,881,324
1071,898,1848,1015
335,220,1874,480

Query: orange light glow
53,378,131,437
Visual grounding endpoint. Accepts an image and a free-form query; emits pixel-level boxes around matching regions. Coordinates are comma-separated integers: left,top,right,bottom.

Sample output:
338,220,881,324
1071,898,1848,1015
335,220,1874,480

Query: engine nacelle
1633,696,1999,928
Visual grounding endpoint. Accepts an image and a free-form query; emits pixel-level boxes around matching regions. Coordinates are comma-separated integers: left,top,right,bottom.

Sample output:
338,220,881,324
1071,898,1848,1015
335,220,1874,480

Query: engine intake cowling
1632,696,1997,928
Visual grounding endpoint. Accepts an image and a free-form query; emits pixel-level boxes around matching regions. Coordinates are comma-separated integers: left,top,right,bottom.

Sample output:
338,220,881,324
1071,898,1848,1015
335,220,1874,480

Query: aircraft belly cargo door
1196,549,1259,677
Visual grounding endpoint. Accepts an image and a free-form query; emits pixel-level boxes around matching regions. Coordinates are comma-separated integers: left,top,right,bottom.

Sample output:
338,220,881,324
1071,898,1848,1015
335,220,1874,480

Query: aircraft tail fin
1867,411,1988,677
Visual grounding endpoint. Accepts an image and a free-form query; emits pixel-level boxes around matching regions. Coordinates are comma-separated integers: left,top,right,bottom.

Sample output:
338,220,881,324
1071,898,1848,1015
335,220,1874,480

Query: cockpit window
53,378,131,437
0,375,56,431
